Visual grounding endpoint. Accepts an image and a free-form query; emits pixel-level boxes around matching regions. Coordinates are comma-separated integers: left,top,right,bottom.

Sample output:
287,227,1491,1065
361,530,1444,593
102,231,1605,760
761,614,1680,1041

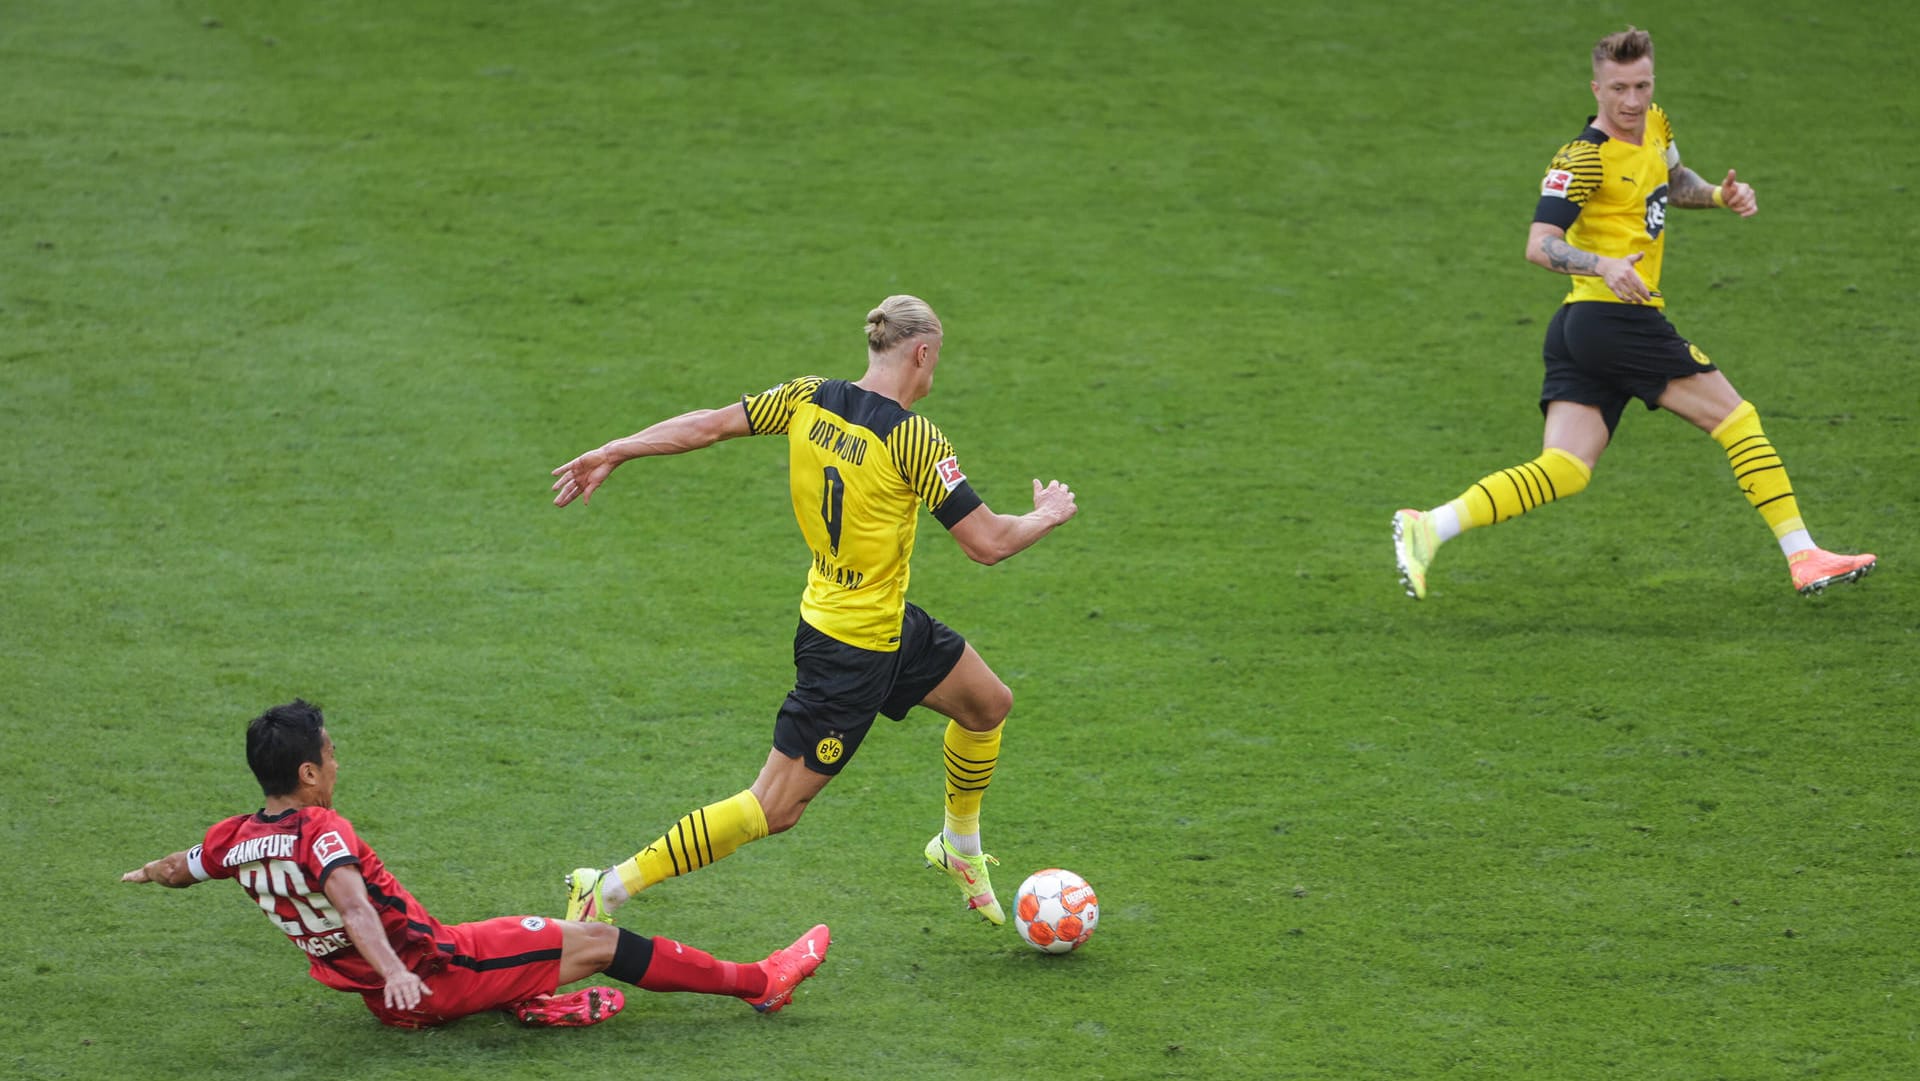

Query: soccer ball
1013,868,1098,954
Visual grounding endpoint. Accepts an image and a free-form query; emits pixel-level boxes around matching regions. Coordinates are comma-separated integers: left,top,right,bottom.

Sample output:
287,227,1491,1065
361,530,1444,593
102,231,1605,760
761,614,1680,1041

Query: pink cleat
508,986,626,1027
749,924,831,1014
1789,548,1876,595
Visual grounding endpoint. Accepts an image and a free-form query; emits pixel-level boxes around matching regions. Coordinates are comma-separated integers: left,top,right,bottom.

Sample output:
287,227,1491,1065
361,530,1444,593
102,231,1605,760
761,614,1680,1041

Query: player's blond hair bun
866,295,942,353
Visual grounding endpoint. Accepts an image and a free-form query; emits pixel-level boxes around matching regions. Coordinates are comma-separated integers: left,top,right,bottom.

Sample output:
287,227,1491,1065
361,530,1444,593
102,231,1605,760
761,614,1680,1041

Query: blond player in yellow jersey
549,295,1077,928
1394,27,1874,599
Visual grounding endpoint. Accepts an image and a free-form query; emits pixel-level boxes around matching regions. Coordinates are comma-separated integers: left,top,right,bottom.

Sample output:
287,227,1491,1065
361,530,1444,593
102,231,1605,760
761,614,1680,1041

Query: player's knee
751,752,827,835
965,679,1012,730
991,680,1013,724
565,920,620,970
762,795,809,835
582,921,619,958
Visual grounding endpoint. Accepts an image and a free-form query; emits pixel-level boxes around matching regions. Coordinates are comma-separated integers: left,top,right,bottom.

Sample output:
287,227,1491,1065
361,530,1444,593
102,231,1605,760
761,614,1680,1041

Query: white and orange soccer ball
1013,868,1098,954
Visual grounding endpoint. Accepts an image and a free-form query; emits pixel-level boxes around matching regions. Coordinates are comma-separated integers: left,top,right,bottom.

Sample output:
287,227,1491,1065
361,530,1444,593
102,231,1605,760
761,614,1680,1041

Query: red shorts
361,916,564,1028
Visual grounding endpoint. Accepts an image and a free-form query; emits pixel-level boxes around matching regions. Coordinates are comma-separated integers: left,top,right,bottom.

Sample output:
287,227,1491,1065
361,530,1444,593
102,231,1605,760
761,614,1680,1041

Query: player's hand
1031,478,1078,525
121,866,153,883
551,447,618,507
1600,252,1653,303
382,970,432,1012
1718,168,1757,217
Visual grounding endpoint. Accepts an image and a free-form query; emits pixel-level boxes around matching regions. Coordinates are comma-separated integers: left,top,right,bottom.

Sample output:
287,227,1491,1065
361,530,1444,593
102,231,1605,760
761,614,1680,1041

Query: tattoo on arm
1540,236,1599,275
1667,166,1718,209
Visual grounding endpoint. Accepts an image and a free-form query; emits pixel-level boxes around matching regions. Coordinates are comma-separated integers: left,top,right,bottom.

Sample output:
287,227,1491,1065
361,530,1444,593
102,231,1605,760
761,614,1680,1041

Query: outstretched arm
122,850,201,888
947,479,1078,566
551,402,754,507
321,865,432,1013
1670,163,1757,217
1525,221,1654,303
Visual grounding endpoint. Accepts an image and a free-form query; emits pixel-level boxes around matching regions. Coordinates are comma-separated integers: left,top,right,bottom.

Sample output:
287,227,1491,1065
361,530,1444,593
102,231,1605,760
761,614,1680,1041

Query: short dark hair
246,700,327,797
1593,27,1654,70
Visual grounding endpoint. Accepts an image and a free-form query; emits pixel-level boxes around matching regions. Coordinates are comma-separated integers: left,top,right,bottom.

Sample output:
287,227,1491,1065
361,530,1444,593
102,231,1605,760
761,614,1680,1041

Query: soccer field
4,3,1915,1079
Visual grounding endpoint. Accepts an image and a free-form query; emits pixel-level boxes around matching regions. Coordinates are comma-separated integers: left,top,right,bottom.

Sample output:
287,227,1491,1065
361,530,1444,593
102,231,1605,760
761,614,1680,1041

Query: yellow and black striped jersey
1534,104,1680,307
742,376,983,652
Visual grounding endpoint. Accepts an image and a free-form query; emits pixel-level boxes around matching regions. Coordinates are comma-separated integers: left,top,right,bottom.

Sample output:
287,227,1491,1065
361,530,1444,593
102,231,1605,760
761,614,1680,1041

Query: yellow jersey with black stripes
1534,104,1679,308
741,376,983,652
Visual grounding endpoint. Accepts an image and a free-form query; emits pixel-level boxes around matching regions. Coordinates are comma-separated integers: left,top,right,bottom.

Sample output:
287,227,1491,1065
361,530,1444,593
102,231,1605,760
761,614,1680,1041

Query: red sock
637,937,769,1000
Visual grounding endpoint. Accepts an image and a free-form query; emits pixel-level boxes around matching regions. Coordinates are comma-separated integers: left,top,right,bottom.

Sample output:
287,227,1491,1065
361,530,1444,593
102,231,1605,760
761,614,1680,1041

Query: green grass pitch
4,3,1915,1079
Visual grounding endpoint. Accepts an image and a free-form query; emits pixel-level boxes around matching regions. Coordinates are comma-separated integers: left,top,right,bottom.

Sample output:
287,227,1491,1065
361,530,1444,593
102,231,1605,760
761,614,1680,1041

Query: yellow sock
941,721,1001,840
1449,447,1592,531
1710,400,1805,540
613,789,769,896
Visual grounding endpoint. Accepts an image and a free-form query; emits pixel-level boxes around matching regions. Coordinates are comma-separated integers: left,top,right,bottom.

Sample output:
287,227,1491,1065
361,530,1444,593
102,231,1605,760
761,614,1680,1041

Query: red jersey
188,806,448,993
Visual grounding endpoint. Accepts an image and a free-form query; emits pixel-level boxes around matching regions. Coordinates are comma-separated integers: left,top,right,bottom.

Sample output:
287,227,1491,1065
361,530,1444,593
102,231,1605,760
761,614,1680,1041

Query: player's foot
1393,508,1439,600
923,833,1005,925
564,867,614,923
1789,548,1876,595
508,986,625,1027
749,923,830,1014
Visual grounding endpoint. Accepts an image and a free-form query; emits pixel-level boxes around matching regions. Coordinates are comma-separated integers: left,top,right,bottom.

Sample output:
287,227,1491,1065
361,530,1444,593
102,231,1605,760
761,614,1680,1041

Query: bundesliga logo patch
1542,169,1573,197
936,456,965,491
521,917,547,932
312,830,349,865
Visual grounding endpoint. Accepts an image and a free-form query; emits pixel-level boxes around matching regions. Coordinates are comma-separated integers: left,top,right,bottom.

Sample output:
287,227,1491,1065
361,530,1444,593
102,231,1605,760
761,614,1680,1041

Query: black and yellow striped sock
614,788,769,896
1451,447,1592,531
941,721,1001,841
1710,400,1806,541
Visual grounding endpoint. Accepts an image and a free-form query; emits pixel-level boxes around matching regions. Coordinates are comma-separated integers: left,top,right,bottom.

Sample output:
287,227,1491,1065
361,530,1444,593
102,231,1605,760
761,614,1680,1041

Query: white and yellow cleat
1393,508,1439,600
563,866,615,924
923,834,1005,925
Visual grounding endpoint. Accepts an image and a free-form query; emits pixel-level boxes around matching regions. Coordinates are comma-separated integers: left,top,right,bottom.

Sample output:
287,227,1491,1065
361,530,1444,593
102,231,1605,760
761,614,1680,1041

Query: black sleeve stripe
934,483,982,529
312,855,362,890
1534,196,1581,228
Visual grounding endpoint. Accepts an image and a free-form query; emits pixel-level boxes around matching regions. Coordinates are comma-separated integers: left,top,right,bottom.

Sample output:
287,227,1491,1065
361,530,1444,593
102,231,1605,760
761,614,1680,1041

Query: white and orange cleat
750,923,830,1014
1789,548,1876,595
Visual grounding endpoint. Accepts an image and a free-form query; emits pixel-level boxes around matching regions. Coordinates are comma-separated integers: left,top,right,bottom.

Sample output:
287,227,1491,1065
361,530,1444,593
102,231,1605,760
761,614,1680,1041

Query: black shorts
1540,301,1717,433
772,602,967,776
